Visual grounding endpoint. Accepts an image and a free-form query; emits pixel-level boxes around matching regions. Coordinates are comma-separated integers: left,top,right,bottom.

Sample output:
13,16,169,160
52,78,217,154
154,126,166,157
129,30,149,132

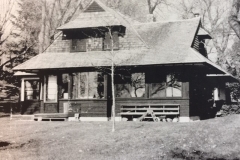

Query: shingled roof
58,0,130,30
13,0,229,76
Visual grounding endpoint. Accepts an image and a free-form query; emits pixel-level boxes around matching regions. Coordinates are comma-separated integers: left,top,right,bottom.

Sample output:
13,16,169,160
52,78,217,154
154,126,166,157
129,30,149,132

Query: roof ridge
82,0,107,13
133,17,201,26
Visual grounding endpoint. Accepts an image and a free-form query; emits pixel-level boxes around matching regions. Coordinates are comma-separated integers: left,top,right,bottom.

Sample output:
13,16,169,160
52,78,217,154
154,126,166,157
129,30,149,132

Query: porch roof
13,48,226,74
13,16,226,75
14,71,37,76
207,74,239,82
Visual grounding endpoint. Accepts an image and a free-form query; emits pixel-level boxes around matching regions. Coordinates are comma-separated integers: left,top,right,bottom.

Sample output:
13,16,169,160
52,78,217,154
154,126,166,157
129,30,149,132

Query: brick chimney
194,13,200,17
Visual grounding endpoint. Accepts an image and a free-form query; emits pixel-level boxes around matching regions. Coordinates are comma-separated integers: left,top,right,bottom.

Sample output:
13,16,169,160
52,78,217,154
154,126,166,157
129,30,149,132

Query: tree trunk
39,0,46,53
110,29,115,132
111,61,115,132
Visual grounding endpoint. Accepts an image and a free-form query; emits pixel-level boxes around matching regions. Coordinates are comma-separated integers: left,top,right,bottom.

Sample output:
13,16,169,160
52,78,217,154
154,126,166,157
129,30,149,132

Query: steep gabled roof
134,18,200,53
13,17,218,71
57,0,148,49
13,0,233,79
58,0,125,30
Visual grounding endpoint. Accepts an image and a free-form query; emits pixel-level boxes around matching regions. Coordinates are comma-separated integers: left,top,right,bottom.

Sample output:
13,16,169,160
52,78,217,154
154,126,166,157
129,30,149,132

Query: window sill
116,97,189,100
24,99,41,102
59,99,107,101
44,101,58,104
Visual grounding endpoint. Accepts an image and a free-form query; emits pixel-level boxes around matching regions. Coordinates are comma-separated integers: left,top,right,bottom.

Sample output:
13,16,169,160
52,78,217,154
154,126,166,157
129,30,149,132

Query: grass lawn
0,115,240,160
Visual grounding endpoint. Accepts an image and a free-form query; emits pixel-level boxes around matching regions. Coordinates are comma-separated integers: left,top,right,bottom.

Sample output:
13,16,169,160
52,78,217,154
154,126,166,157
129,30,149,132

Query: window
24,80,40,100
71,39,87,52
116,73,145,98
45,75,57,102
72,72,104,99
150,75,166,98
166,74,182,97
150,74,182,98
103,32,119,50
59,74,69,99
71,38,103,52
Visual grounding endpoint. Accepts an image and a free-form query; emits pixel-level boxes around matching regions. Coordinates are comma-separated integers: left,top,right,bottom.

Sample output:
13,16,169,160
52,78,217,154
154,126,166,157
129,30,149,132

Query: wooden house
13,0,236,122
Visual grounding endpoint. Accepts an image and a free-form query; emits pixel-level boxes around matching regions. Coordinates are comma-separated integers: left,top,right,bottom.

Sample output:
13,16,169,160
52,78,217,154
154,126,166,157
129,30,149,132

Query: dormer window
71,32,119,52
103,32,119,50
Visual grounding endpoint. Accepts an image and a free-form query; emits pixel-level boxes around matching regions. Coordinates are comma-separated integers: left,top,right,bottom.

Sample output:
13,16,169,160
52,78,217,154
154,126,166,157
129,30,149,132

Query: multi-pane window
150,75,166,98
71,31,119,52
24,80,40,100
116,73,145,98
72,39,87,52
45,75,57,102
72,72,104,99
150,74,182,98
71,38,104,52
166,74,182,97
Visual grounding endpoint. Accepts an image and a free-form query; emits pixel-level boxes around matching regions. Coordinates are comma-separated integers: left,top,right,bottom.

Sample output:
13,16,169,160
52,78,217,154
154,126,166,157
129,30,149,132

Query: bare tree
38,0,85,53
177,0,232,68
229,0,240,39
0,0,14,44
147,0,167,22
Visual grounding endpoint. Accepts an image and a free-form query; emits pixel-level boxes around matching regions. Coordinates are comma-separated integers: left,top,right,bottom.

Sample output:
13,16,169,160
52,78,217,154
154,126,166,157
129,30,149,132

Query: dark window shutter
113,32,119,50
103,32,111,50
71,39,87,52
103,32,119,50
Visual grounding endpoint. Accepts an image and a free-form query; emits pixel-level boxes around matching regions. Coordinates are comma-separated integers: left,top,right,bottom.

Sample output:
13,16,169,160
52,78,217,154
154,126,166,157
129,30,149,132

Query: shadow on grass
170,147,240,160
0,141,11,148
0,139,39,151
0,114,10,118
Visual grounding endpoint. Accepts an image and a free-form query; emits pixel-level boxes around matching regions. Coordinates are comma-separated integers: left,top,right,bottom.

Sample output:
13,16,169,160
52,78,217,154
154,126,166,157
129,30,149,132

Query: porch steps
34,113,68,121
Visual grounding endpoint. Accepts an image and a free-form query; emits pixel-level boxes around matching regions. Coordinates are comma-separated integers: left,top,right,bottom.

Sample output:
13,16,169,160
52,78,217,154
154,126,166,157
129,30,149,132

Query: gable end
84,1,105,13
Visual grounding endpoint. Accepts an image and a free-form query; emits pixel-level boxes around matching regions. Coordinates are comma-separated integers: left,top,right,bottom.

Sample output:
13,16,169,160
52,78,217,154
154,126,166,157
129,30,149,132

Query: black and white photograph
0,0,240,159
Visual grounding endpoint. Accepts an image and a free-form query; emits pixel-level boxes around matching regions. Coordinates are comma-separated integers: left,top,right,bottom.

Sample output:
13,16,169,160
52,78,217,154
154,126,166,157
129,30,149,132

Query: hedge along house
13,0,236,122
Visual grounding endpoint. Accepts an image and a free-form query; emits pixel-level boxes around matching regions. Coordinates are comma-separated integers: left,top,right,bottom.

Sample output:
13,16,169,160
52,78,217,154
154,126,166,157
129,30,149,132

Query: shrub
220,104,240,116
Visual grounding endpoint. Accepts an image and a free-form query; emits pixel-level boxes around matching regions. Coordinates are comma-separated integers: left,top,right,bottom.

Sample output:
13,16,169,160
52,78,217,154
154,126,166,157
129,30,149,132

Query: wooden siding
45,26,146,53
44,103,58,113
40,100,44,113
20,100,40,114
45,38,71,53
59,100,108,117
57,98,189,118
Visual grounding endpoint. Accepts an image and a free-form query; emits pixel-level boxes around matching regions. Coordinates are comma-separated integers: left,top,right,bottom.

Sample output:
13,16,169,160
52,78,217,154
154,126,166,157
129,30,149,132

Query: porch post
21,78,24,102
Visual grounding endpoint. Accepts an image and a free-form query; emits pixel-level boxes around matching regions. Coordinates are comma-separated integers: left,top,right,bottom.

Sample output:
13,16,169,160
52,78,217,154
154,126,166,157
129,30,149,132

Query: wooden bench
119,104,180,121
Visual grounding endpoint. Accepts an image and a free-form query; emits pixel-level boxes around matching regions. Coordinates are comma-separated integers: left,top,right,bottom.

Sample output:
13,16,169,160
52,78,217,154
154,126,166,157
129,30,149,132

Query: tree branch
0,43,35,69
229,0,240,39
